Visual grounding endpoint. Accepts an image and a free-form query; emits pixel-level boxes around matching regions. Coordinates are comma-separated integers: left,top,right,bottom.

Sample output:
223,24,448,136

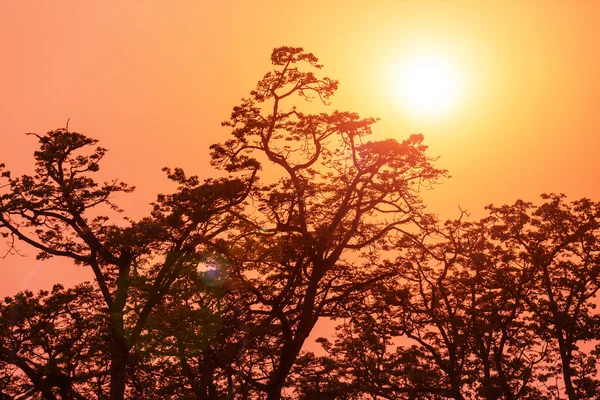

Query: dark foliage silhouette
0,129,252,399
1,47,599,400
205,46,445,400
305,195,600,400
1,284,108,399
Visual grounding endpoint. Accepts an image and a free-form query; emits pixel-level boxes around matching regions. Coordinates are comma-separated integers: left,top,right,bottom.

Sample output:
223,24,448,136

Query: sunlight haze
389,50,464,119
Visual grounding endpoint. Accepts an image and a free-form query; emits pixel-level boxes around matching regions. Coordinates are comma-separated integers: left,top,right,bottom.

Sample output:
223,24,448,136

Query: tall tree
0,130,253,399
487,194,600,399
7,46,599,400
208,46,446,399
314,195,600,400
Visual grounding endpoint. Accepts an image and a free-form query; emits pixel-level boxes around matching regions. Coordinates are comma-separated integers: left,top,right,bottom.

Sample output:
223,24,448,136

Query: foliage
312,195,600,400
0,128,251,398
0,284,108,399
1,47,599,400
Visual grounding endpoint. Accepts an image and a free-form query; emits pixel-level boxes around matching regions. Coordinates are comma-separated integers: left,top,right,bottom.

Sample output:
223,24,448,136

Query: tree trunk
266,385,283,400
557,337,576,400
109,341,129,400
266,326,313,400
265,343,298,400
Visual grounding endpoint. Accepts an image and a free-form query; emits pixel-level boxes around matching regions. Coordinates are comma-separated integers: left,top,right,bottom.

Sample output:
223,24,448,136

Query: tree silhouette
0,283,108,399
206,46,446,399
486,194,600,399
1,46,600,400
313,195,600,400
0,130,252,399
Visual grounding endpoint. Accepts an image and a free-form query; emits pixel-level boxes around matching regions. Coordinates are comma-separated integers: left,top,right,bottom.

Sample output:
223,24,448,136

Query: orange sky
1,1,600,295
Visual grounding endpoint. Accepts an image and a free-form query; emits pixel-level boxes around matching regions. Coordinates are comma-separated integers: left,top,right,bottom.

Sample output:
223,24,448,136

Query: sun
391,52,463,119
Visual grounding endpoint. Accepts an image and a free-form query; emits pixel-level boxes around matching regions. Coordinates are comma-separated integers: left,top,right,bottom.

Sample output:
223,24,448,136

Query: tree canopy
1,47,599,400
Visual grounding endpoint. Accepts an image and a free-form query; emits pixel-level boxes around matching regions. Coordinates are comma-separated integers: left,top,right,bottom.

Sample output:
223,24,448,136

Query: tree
4,45,599,400
0,129,253,399
205,46,446,399
0,46,444,399
0,284,108,399
315,195,600,400
67,46,445,400
486,194,600,399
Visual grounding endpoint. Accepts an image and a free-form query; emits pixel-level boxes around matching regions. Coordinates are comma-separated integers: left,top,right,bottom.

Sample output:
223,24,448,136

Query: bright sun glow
392,52,463,119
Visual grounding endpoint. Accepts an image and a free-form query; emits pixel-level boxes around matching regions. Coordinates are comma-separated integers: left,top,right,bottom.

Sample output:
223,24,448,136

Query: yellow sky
1,1,600,295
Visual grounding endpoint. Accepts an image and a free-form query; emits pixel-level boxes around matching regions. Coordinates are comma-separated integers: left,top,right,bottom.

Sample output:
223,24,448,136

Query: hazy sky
1,1,599,295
